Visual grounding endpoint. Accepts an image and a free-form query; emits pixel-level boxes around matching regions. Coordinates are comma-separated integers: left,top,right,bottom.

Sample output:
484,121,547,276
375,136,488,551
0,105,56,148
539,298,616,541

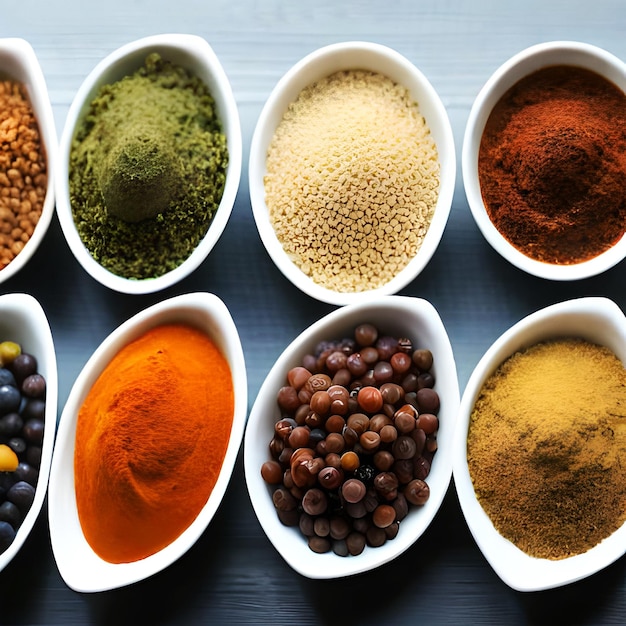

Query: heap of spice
69,53,228,280
74,324,234,563
0,80,47,270
264,69,440,293
467,338,626,560
478,65,626,265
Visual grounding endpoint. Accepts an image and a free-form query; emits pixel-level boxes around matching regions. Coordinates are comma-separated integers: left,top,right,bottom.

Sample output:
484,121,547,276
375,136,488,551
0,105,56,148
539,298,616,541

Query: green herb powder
69,53,228,279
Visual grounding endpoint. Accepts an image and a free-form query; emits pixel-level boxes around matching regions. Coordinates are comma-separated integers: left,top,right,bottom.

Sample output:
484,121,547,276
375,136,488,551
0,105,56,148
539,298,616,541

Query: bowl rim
461,40,626,281
0,292,58,574
244,294,460,579
47,291,248,592
0,38,58,286
55,33,242,295
453,296,626,591
249,40,456,306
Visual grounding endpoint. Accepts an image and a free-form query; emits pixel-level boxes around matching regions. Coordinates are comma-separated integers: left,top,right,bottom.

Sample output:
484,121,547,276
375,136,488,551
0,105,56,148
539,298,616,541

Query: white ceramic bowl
249,42,456,306
244,295,459,578
462,41,626,280
48,292,247,592
0,293,58,573
0,38,57,286
56,34,242,295
453,297,626,592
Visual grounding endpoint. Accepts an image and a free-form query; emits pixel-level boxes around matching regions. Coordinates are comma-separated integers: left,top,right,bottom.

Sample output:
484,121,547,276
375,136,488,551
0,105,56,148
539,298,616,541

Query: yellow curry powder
467,338,626,560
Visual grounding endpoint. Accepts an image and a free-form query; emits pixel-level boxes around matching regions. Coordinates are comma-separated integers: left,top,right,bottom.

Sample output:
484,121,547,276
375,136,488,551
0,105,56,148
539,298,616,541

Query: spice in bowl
74,323,234,563
69,52,228,280
261,322,441,556
478,65,626,265
264,70,440,293
0,340,47,554
467,338,626,560
0,80,47,271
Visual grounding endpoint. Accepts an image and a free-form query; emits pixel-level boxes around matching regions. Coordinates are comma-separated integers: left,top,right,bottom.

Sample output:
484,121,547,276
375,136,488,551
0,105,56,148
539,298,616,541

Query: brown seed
372,504,396,528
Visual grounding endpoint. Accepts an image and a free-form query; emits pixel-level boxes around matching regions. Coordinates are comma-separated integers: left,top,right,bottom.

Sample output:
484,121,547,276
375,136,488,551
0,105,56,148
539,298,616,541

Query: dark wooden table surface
1,1,626,623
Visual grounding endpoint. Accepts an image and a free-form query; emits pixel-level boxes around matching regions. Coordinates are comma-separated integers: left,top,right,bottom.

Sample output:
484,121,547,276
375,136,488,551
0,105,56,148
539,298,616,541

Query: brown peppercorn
330,515,351,540
317,466,343,490
287,366,311,390
416,387,440,414
324,414,345,433
313,516,330,537
379,424,398,444
310,390,331,415
374,471,399,500
359,430,381,453
404,479,430,505
327,384,350,414
272,487,298,512
260,460,283,484
392,435,417,460
392,493,409,521
308,535,331,553
342,478,366,503
340,450,360,472
373,449,395,472
346,412,369,434
299,513,315,536
372,504,397,528
366,526,387,547
416,412,439,435
385,521,400,540
302,488,328,515
346,532,366,556
380,382,404,405
394,403,417,433
369,413,392,432
274,417,295,440
357,386,383,413
412,348,433,371
324,432,345,454
277,386,300,413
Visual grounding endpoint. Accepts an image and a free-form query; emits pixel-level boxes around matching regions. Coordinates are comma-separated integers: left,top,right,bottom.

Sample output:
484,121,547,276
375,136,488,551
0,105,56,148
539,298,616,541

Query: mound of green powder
69,53,228,280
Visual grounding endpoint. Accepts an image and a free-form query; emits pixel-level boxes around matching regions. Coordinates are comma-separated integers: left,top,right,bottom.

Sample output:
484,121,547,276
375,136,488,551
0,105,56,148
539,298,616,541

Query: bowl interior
244,295,460,579
56,34,242,295
462,41,626,280
249,42,456,306
48,292,247,592
453,296,626,591
0,293,58,573
0,39,57,285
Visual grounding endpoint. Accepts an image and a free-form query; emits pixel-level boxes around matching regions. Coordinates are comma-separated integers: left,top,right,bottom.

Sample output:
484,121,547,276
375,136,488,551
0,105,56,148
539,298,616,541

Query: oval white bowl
0,38,57,285
244,295,459,579
48,292,247,592
56,34,242,295
0,293,58,573
453,297,626,592
462,41,626,281
249,42,456,306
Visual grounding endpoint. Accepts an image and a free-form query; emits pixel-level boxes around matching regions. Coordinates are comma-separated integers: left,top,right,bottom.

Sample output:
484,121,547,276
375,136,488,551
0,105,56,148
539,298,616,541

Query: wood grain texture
1,1,625,623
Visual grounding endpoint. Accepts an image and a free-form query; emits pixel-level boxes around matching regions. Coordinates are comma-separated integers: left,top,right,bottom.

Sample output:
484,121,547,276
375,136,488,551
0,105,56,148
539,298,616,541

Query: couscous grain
264,70,439,293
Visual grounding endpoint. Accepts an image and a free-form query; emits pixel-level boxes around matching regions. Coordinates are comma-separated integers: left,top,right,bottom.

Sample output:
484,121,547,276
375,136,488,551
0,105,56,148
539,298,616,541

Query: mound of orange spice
74,323,234,563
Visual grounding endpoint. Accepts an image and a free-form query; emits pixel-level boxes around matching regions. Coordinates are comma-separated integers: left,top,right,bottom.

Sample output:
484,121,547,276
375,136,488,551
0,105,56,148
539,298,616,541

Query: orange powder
74,323,234,563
